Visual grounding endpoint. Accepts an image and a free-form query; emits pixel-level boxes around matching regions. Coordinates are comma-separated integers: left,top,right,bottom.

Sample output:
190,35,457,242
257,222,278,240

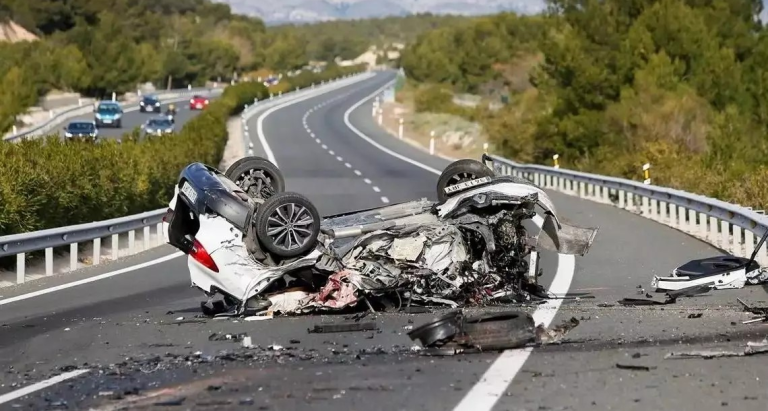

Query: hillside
217,0,546,24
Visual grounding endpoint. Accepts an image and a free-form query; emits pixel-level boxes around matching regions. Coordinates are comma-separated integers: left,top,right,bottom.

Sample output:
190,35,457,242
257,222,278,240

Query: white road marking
340,76,577,411
453,249,574,411
372,186,381,193
381,196,390,203
255,72,374,165
0,252,184,306
336,156,343,161
0,369,91,405
321,144,327,149
344,163,352,168
354,170,362,176
329,150,335,155
315,138,321,143
364,178,372,184
343,80,441,175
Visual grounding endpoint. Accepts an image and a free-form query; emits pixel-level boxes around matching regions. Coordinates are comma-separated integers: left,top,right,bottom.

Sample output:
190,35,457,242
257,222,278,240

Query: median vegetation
400,1,768,209
0,64,365,237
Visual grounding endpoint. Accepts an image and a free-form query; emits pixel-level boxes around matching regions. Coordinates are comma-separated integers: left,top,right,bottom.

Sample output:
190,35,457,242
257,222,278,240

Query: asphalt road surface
2,71,767,411
56,98,204,141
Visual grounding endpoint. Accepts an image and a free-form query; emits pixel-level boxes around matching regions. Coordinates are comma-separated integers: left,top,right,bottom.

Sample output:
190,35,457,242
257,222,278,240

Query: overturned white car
162,156,598,315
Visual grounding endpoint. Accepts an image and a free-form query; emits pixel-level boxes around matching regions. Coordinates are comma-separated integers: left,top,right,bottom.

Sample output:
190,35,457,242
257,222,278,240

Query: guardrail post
641,196,649,216
670,204,678,228
650,199,658,221
618,190,626,209
733,225,743,257
70,243,77,271
156,223,163,246
16,254,25,284
398,118,403,139
720,220,730,253
12,125,17,135
112,234,119,260
687,209,696,235
129,230,135,254
45,247,53,276
708,216,718,245
698,212,707,240
746,230,755,259
144,226,151,250
93,237,101,266
578,181,585,197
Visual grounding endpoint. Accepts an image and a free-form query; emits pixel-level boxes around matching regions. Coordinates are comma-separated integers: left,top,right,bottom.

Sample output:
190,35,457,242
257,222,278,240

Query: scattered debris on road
308,322,379,334
618,283,711,306
616,363,657,371
737,298,768,323
406,309,581,354
666,339,768,359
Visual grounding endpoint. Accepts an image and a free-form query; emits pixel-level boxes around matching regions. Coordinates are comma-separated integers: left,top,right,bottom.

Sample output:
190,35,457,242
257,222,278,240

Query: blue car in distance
94,101,123,128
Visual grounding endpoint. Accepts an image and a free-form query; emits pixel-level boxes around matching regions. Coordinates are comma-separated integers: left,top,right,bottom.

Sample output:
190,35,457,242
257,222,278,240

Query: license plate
181,181,198,203
444,176,492,194
196,104,202,108
103,119,112,123
147,107,153,111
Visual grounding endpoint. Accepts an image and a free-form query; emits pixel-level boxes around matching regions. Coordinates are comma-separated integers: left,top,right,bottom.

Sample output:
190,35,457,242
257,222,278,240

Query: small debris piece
308,322,378,334
208,332,248,342
290,339,301,344
687,313,703,319
153,397,186,406
616,363,657,371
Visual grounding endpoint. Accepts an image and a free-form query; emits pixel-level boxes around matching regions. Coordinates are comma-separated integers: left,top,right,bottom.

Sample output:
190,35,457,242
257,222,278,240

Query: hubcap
448,172,477,186
266,203,314,251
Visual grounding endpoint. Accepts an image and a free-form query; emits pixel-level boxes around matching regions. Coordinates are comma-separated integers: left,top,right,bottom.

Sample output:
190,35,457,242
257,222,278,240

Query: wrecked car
651,229,768,291
162,156,599,316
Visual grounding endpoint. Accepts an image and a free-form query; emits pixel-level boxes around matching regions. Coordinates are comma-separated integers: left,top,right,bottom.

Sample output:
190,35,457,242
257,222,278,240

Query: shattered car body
652,229,768,291
163,156,599,315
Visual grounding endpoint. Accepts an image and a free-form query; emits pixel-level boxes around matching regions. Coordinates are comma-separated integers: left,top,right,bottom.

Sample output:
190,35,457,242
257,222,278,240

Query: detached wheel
254,192,320,258
436,159,495,202
225,156,285,201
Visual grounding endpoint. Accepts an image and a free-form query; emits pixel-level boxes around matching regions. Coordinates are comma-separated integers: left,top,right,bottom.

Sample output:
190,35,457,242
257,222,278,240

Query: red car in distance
189,95,209,110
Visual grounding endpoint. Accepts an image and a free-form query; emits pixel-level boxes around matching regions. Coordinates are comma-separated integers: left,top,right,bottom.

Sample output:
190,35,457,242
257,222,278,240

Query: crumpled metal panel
538,215,599,256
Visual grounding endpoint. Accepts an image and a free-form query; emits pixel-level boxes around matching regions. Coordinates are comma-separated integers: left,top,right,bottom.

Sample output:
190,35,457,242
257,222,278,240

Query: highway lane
56,98,203,140
2,71,767,409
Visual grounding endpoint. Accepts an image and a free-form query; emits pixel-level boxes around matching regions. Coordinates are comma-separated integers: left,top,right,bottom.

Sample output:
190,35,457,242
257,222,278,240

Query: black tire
436,159,496,203
254,192,320,258
225,156,285,201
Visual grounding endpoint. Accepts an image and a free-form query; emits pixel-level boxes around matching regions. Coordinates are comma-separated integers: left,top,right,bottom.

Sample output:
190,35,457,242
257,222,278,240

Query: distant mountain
215,0,546,25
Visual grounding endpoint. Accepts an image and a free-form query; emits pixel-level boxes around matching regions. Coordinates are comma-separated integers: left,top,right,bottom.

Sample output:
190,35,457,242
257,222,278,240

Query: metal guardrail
487,155,768,266
4,87,222,142
0,71,369,285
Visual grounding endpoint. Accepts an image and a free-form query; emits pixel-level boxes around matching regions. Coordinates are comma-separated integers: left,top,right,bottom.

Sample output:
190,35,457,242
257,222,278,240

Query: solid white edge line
255,72,375,166
0,252,184,306
343,80,442,176
0,369,91,405
340,74,577,411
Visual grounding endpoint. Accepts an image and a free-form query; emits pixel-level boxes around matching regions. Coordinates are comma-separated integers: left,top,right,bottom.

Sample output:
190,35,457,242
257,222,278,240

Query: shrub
0,64,366,236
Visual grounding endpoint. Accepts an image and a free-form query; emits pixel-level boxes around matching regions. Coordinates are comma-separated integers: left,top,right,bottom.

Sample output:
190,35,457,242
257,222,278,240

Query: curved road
0,71,765,410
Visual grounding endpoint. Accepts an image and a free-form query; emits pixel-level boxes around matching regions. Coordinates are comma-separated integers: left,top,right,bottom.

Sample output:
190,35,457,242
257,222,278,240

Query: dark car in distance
63,121,98,141
139,95,161,113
